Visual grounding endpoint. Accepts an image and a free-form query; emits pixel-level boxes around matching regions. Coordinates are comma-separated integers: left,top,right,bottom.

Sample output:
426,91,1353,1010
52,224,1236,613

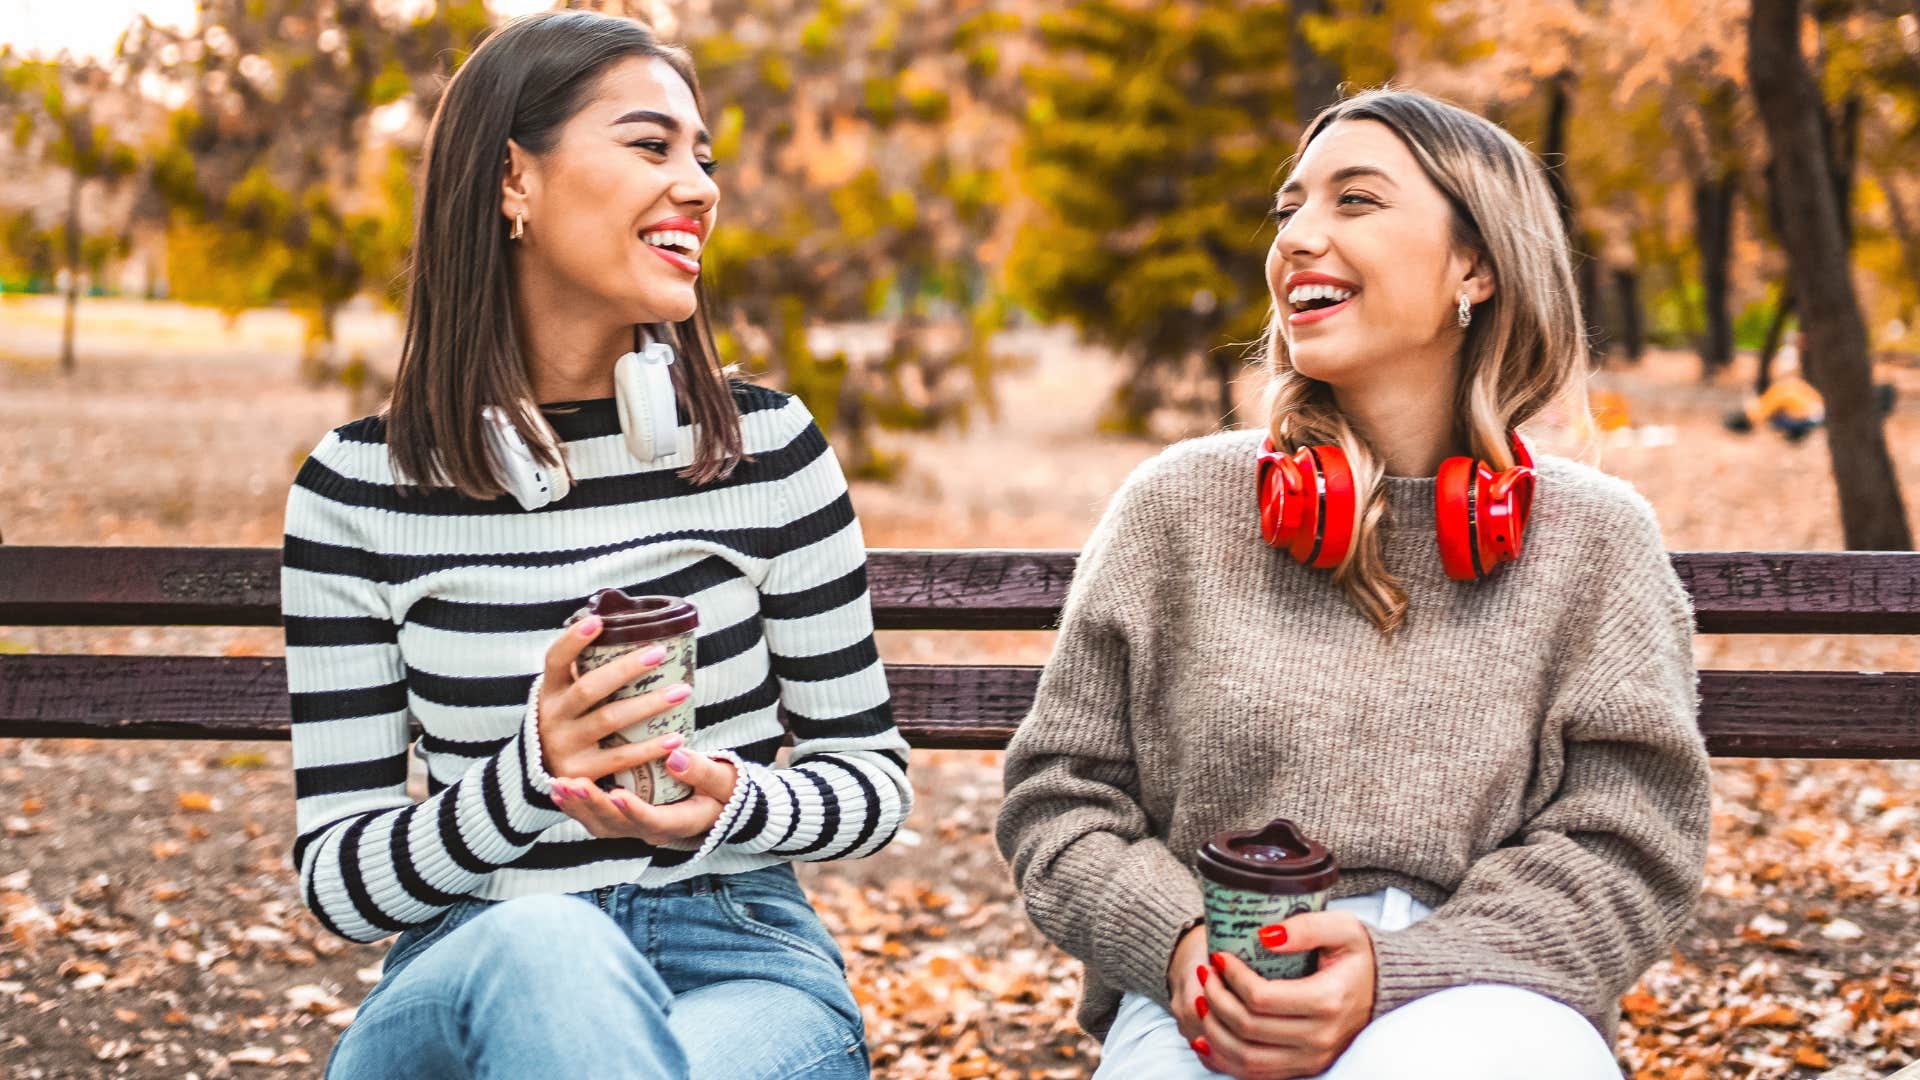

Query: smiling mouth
1287,283,1356,314
641,228,701,275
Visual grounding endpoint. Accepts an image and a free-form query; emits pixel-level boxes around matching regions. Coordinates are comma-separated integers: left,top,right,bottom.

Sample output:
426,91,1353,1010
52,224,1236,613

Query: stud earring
511,212,525,241
1456,291,1472,328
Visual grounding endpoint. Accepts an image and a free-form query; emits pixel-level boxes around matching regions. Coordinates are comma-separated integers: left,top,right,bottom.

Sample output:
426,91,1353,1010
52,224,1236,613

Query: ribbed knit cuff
710,757,787,854
1092,843,1207,1010
684,749,759,861
511,674,566,824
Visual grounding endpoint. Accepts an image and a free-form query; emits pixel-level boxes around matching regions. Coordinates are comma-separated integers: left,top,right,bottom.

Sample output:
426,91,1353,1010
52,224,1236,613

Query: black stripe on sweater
758,565,868,621
285,490,857,588
812,757,884,859
294,753,409,799
295,421,825,518
402,556,743,633
770,638,880,684
417,733,510,759
389,802,466,909
405,668,536,710
338,815,409,934
284,614,397,648
436,782,492,875
329,381,789,445
728,785,770,846
500,836,694,871
697,672,780,730
480,753,542,847
785,702,895,741
303,854,355,941
772,769,841,858
290,681,408,725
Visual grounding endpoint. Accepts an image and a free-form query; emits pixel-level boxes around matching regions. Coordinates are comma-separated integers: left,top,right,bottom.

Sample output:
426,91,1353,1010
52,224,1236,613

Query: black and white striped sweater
282,382,912,943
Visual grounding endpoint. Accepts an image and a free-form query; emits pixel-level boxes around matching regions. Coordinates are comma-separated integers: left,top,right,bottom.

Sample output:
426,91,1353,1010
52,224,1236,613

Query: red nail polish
1196,964,1209,987
1191,1036,1211,1056
1195,996,1208,1020
1259,925,1288,949
1210,952,1228,974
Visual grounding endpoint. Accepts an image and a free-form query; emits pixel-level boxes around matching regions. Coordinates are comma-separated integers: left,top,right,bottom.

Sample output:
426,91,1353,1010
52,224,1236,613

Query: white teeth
1287,283,1355,309
641,229,701,258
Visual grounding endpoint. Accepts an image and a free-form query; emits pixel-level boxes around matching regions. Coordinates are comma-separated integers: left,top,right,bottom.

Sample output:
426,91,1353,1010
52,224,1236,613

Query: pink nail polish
664,684,692,704
575,616,601,638
637,646,667,666
666,750,689,772
662,733,686,750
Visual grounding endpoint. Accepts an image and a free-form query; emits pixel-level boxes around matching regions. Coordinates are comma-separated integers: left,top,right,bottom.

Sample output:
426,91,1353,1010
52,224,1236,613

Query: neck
1329,357,1462,478
512,270,635,403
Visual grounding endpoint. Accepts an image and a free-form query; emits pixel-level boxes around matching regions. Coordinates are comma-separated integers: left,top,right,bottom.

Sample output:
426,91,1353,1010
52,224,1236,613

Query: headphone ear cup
1435,454,1480,581
1307,445,1356,569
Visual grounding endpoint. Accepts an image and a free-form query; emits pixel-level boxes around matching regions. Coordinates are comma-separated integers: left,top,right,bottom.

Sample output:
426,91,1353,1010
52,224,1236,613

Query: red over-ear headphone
1257,432,1536,582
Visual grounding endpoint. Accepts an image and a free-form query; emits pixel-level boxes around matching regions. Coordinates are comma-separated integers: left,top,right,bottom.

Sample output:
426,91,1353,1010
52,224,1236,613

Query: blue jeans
325,864,869,1079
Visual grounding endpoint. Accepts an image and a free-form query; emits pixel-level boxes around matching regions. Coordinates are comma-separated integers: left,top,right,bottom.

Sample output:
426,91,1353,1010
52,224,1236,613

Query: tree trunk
1287,0,1343,127
1694,175,1736,375
1612,267,1645,363
1874,167,1920,323
1540,75,1607,362
1749,0,1910,549
61,169,81,377
1755,290,1795,397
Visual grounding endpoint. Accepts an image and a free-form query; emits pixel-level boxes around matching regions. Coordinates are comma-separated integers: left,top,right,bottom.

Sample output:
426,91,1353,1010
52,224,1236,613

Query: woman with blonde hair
997,88,1710,1079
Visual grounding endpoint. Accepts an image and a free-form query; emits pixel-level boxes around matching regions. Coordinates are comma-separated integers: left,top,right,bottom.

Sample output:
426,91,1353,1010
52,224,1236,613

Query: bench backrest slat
5,546,1920,634
2,655,1915,759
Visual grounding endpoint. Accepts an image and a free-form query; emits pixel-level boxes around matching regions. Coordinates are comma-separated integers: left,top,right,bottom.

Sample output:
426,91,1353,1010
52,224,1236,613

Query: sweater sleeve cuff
674,748,761,861
1093,843,1207,1010
707,754,785,855
507,674,567,830
1366,923,1473,1020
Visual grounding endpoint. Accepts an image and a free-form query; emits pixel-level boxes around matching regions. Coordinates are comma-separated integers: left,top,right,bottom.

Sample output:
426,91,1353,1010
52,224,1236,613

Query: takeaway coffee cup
1196,818,1340,980
565,588,698,805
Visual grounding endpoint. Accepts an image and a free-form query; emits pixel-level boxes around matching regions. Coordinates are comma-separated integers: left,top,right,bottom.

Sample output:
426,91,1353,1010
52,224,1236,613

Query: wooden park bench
1,545,1918,757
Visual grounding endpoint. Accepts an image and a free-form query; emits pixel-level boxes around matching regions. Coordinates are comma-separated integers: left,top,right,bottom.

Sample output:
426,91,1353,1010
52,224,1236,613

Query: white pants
1093,887,1622,1080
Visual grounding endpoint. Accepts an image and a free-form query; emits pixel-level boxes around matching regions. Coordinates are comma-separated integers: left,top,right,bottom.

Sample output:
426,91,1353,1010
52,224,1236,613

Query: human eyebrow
610,109,712,147
1277,165,1398,199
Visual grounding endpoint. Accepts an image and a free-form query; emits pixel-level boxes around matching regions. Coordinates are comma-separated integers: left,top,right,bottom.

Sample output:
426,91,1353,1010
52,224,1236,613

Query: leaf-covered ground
2,297,1917,1077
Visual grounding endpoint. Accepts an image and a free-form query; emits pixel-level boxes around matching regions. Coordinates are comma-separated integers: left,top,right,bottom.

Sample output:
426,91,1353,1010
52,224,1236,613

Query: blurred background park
3,0,1920,1077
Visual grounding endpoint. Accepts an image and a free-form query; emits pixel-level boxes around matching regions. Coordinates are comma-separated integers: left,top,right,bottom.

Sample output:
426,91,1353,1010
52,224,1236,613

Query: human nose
669,154,719,216
1279,200,1331,261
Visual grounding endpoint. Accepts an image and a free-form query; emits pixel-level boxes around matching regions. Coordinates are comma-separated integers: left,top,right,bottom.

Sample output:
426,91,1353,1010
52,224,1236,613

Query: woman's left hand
549,734,739,845
1194,911,1377,1079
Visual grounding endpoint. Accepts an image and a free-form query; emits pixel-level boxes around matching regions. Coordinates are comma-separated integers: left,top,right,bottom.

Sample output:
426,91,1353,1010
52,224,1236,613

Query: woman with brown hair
997,89,1711,1079
282,12,908,1078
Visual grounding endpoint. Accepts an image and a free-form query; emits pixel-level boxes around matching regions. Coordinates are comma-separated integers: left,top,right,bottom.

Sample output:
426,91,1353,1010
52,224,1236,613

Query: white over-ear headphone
480,339,684,512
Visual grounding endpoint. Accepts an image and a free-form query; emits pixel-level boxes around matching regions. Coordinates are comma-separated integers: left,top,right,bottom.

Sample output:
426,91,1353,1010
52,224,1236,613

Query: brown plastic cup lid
565,588,698,645
1196,818,1339,895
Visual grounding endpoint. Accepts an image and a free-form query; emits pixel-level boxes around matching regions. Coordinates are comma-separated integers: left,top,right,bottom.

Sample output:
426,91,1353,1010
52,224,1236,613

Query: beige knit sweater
995,430,1712,1040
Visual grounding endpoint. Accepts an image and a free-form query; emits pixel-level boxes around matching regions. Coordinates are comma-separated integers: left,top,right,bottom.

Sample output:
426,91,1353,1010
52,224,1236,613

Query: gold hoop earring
511,212,525,241
1456,291,1472,329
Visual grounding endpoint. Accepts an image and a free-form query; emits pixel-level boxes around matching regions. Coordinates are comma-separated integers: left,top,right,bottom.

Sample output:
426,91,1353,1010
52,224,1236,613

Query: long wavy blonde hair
1265,89,1590,637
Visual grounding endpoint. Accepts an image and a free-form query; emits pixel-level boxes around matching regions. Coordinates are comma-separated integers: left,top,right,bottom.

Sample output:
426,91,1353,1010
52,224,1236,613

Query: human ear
1460,249,1496,306
501,138,535,230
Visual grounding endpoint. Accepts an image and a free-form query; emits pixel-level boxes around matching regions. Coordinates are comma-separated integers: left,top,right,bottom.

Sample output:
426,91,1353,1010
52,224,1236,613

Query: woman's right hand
536,615,689,782
1167,922,1213,1049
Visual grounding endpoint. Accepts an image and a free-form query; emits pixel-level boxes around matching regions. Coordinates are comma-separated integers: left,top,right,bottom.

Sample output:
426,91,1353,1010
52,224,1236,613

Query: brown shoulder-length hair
1264,88,1590,637
386,10,743,498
